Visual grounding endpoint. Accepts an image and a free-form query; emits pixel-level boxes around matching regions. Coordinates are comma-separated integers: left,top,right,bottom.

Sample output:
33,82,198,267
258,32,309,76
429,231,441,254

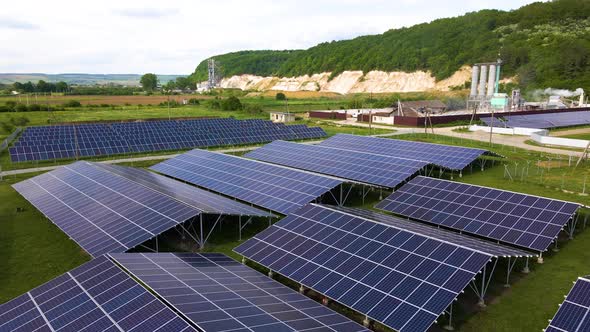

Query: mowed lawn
1,132,589,331
0,173,90,303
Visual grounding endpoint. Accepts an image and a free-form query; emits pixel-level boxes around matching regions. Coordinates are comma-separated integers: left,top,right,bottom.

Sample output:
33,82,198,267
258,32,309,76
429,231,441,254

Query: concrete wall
371,116,395,125
530,133,590,149
469,125,548,136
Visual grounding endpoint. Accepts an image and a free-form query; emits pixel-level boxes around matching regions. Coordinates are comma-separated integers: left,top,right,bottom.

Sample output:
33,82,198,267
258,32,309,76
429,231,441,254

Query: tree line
189,0,590,90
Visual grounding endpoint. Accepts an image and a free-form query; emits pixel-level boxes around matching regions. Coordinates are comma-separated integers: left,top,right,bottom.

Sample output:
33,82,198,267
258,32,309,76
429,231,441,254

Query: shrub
275,92,286,101
63,100,82,107
244,104,263,114
10,116,30,126
28,104,41,112
15,104,27,112
208,100,221,109
221,96,242,111
188,98,200,105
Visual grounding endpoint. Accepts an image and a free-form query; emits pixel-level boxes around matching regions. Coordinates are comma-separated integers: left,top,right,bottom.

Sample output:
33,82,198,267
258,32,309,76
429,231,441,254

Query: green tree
140,73,159,91
221,96,242,111
174,77,191,90
55,81,68,92
275,92,286,100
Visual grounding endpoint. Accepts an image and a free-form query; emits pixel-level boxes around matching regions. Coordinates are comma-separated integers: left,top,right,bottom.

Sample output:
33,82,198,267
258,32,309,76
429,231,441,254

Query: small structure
392,100,447,116
270,111,296,123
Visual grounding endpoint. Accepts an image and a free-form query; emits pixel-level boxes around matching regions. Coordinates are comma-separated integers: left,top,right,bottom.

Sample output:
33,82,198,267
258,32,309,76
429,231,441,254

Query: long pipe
495,63,501,94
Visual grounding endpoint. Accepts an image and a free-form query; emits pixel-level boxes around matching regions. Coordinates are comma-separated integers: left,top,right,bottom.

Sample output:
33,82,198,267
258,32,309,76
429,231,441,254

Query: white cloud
0,0,544,74
0,17,39,30
114,8,179,19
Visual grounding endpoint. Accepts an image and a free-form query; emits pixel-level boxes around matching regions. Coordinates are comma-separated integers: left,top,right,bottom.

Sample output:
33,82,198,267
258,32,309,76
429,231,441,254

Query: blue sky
0,0,543,74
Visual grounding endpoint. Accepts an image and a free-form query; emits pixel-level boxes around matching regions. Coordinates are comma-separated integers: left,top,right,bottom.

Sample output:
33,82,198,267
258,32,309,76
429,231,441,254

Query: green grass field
560,132,590,140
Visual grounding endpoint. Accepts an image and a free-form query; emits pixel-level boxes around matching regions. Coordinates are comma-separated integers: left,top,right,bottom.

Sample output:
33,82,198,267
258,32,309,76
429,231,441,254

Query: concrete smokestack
470,66,479,97
487,64,496,96
478,65,487,97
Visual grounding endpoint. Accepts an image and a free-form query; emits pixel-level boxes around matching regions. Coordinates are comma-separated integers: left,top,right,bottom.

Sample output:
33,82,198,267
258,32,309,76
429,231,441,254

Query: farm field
1,132,589,331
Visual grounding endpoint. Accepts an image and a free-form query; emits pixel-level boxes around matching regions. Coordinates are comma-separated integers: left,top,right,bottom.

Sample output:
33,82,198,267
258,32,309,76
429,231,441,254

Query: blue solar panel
235,204,492,332
150,149,344,214
327,206,534,258
110,252,368,332
546,277,590,332
9,118,327,162
481,111,590,129
13,161,267,257
245,140,429,188
94,163,270,217
318,134,490,171
0,256,196,332
376,176,580,252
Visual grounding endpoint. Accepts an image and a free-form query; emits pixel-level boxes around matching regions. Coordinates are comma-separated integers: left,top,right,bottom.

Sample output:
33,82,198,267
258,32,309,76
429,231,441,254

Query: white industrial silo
487,64,496,96
470,66,479,97
478,65,487,97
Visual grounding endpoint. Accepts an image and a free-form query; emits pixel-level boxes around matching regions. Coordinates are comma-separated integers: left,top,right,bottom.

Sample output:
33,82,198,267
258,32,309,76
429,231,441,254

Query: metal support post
478,264,487,307
553,241,560,253
443,304,454,331
522,257,530,274
200,215,204,249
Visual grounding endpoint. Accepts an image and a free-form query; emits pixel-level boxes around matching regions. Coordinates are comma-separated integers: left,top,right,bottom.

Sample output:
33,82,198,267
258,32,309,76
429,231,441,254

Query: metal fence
0,127,22,153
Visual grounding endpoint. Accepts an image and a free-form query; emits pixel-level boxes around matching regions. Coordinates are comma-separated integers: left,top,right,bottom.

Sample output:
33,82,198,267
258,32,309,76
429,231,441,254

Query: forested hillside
190,0,590,89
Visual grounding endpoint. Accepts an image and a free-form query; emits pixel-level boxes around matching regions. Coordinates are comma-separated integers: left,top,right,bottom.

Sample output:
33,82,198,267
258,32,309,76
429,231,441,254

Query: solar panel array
94,163,270,217
319,134,489,171
0,256,196,332
235,204,492,332
245,140,429,188
481,111,590,129
546,277,590,332
328,205,534,258
376,176,580,252
9,118,327,162
111,252,368,332
150,149,344,214
13,161,268,257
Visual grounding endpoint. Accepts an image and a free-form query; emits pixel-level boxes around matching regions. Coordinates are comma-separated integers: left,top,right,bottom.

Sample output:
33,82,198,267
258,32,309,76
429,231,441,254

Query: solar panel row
94,163,270,217
376,176,580,252
0,256,196,332
318,134,490,171
245,140,429,188
328,206,534,258
111,253,368,332
13,161,268,257
481,111,590,129
151,149,344,215
9,118,326,162
235,204,492,332
546,277,590,332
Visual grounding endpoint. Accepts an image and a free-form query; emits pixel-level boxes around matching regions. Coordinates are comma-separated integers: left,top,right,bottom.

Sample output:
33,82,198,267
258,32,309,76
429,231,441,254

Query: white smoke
543,88,584,97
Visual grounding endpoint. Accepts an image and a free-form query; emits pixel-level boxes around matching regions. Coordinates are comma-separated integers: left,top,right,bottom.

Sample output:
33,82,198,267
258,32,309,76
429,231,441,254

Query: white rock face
218,66,473,94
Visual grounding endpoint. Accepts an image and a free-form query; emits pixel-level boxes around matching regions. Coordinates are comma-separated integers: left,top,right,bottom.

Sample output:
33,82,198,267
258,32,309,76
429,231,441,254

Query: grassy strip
0,173,90,303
